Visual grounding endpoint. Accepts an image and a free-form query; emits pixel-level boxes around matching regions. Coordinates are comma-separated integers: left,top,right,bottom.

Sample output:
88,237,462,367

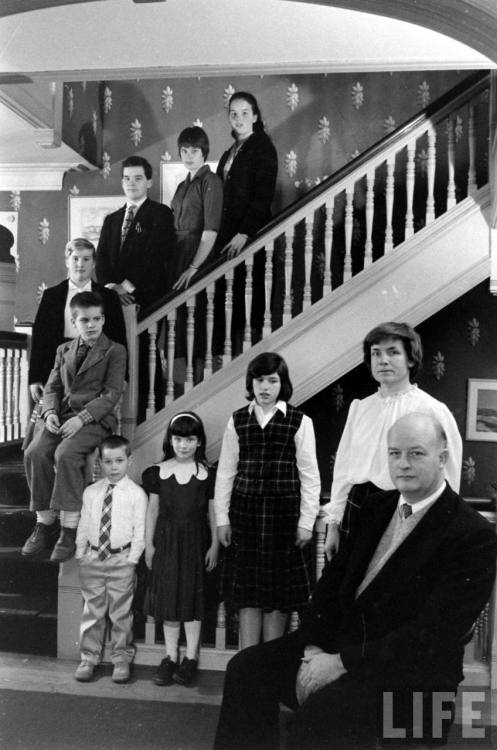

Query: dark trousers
213,632,454,750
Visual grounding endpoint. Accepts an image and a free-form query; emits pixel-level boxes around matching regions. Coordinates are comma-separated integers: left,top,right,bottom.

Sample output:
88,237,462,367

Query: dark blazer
216,131,278,248
42,333,127,432
28,280,127,387
300,485,497,690
95,197,175,309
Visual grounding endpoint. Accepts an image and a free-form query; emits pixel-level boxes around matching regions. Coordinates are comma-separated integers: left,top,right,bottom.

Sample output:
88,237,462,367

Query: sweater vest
232,404,303,497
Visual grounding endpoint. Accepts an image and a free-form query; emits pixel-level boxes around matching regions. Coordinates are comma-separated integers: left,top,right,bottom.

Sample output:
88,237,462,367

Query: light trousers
78,550,136,664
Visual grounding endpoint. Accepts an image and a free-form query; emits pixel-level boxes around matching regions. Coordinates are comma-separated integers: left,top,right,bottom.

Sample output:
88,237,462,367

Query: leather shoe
172,657,198,687
50,527,77,563
74,660,95,682
112,660,130,683
22,522,58,558
153,655,177,686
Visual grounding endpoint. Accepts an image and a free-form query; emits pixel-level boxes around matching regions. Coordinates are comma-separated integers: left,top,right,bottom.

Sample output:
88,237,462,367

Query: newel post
121,304,138,440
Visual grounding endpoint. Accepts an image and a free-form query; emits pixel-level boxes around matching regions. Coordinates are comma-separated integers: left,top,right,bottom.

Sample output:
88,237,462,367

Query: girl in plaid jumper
215,352,321,649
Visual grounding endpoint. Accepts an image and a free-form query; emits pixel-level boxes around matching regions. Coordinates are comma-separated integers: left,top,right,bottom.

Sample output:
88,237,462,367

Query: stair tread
0,592,56,615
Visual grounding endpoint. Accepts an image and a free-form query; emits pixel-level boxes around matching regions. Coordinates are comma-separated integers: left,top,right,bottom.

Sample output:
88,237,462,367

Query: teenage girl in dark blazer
213,92,278,354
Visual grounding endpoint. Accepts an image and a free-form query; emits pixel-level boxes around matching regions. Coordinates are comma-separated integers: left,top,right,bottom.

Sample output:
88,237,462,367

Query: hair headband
170,413,201,425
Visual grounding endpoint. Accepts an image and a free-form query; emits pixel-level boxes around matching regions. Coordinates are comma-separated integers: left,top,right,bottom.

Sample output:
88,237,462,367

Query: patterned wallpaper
0,68,470,324
305,280,497,500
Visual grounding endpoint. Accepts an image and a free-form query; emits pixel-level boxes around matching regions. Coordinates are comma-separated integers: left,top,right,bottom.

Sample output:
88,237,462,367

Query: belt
89,542,131,554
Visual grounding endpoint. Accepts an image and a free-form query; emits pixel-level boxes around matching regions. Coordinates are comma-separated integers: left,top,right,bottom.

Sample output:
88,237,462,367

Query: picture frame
68,195,124,246
466,378,497,441
160,160,218,207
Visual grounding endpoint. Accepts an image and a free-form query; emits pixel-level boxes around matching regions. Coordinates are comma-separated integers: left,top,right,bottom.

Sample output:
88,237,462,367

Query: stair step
0,506,34,546
0,610,57,656
0,443,29,507
0,592,56,616
0,549,59,602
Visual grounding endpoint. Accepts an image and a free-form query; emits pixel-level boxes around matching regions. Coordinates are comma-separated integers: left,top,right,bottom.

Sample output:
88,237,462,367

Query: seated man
214,412,497,750
28,237,127,407
23,291,127,563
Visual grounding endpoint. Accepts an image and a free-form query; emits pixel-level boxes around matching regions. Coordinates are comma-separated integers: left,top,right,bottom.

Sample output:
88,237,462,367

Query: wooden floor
0,652,225,706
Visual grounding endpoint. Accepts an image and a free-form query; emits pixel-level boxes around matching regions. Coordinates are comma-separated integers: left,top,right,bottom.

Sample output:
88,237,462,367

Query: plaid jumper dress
219,404,313,613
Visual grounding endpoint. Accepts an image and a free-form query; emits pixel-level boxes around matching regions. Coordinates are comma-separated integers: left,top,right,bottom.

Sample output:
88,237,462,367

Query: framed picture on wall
466,379,497,441
160,161,218,207
68,195,124,246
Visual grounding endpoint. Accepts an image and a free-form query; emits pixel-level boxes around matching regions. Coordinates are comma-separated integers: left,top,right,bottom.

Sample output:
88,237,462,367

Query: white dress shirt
76,475,147,564
214,400,321,531
322,386,462,524
64,279,92,338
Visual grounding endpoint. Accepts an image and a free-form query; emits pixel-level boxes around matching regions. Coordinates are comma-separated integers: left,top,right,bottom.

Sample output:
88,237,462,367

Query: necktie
400,503,413,520
98,484,114,560
120,205,135,247
75,342,89,371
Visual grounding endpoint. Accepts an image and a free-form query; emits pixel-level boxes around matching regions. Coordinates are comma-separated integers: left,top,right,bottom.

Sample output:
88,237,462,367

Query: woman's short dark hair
363,322,423,382
245,352,293,402
177,126,209,159
228,91,265,136
162,411,207,470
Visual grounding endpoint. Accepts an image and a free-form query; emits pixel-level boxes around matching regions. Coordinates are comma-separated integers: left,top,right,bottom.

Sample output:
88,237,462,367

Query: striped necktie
120,205,135,248
400,503,413,520
98,484,115,560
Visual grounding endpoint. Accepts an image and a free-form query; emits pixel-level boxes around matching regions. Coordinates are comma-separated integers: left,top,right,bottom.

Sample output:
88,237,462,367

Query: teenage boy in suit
23,291,127,563
213,412,497,750
28,237,126,404
96,155,175,311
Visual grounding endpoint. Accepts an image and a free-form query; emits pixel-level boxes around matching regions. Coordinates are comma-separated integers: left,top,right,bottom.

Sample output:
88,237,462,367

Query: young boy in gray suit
23,291,127,563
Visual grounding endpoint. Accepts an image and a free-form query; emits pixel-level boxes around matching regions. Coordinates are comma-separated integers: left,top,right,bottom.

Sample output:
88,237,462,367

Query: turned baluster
447,117,456,209
12,348,21,440
165,309,176,405
405,141,415,239
262,240,274,338
426,127,436,224
283,226,294,324
243,256,253,352
343,186,354,280
5,348,13,441
384,156,395,254
467,103,477,196
204,283,215,377
146,323,158,419
303,215,314,309
323,199,334,293
185,296,195,392
223,269,234,366
364,171,374,267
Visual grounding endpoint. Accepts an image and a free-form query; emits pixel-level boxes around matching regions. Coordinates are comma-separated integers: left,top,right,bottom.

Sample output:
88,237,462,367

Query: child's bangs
170,417,201,437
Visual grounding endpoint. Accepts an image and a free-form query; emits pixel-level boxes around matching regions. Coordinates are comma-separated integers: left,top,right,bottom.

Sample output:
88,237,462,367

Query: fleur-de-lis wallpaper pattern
1,68,472,325
304,280,497,500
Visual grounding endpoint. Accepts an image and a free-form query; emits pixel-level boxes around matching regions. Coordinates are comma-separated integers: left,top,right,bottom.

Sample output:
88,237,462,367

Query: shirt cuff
78,409,94,425
216,512,231,527
298,514,317,532
121,278,135,294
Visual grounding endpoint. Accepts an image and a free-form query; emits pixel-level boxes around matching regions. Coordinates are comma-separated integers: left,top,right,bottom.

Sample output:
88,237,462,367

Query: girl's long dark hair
162,411,208,473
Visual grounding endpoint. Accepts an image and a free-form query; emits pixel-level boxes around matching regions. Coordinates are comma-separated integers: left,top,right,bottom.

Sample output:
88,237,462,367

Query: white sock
60,510,80,529
184,620,201,660
163,622,180,661
36,510,57,525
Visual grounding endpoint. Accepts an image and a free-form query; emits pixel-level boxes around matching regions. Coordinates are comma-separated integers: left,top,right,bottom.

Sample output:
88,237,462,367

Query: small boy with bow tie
74,434,147,684
23,291,127,563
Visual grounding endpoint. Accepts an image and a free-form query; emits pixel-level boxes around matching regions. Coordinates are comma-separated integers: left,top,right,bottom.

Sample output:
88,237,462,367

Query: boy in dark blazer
28,237,126,404
96,155,175,311
23,291,127,563
214,413,497,750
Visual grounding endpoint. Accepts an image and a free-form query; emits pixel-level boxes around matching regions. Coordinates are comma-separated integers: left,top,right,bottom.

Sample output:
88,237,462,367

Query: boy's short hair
363,321,423,382
64,237,96,260
99,434,131,457
177,126,210,159
245,352,293,402
121,155,152,179
70,290,104,315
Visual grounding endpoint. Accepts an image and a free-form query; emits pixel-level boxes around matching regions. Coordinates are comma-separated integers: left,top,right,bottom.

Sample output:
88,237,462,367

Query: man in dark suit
214,412,497,749
95,155,174,311
28,237,127,403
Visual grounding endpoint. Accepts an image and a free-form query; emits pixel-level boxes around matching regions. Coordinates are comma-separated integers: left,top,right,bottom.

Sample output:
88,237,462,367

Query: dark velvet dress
142,464,215,622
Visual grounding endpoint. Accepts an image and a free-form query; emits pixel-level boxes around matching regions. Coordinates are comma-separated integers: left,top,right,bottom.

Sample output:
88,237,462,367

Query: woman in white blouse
323,321,462,560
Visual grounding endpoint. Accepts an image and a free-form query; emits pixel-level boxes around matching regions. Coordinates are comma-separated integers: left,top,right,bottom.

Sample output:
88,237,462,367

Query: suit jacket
28,280,127,387
300,485,497,689
95,197,175,310
41,333,127,431
216,131,278,249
